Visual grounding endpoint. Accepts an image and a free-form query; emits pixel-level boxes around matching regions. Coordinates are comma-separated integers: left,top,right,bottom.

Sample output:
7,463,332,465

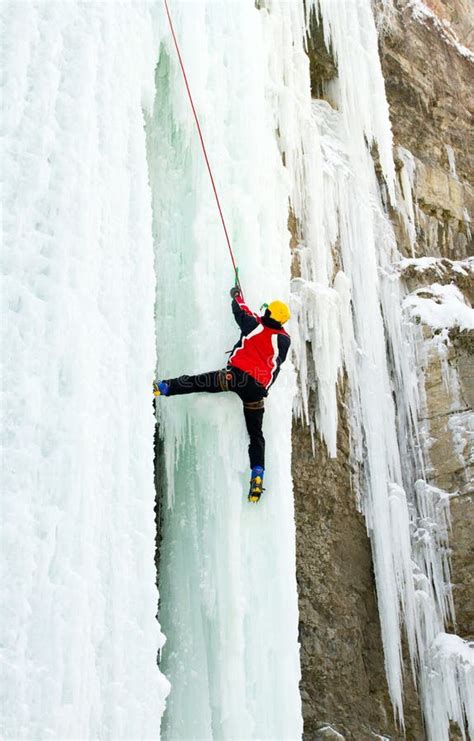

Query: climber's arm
230,290,259,335
268,333,291,388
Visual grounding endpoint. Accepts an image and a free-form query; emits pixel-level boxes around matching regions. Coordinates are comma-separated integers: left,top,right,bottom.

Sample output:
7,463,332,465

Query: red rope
163,0,244,300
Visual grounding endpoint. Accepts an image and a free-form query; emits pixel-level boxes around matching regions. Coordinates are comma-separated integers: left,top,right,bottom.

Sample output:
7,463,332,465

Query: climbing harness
163,0,244,300
243,399,265,411
218,369,233,392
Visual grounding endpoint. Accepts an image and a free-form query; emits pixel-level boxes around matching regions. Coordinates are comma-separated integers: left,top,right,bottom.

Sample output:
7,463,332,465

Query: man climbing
154,288,291,502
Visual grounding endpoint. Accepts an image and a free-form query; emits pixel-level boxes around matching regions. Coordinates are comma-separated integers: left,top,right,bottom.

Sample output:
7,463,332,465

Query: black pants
164,367,266,469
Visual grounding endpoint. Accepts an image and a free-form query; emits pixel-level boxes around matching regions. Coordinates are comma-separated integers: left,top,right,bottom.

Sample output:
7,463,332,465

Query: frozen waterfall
1,2,169,738
2,1,473,739
148,3,304,738
289,1,474,738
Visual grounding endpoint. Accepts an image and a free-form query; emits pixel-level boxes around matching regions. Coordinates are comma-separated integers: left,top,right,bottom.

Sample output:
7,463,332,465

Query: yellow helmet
267,300,291,325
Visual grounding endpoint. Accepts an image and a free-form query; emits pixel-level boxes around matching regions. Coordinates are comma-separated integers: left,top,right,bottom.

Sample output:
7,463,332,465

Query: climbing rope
163,0,245,301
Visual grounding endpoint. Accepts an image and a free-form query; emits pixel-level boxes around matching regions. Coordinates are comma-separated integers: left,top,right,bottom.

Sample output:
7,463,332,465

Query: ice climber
154,287,291,502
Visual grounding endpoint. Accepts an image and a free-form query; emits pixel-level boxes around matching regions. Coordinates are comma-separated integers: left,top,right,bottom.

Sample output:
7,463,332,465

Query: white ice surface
1,3,169,738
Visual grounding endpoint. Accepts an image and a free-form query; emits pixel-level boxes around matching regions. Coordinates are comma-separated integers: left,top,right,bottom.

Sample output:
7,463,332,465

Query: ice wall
3,1,472,738
149,2,305,739
1,3,169,738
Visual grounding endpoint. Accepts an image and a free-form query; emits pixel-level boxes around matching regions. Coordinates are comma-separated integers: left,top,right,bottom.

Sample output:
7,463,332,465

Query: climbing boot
153,381,170,397
248,466,265,503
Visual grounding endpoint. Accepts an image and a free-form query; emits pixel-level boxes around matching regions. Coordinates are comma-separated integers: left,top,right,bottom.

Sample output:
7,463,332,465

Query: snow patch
448,412,474,469
407,0,474,61
398,256,473,275
403,283,474,332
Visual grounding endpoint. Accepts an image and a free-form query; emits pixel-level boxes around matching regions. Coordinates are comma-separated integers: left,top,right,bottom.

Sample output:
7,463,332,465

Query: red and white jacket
228,296,291,391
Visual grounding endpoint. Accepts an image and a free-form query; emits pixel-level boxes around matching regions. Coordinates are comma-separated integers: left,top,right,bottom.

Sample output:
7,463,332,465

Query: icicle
310,0,397,202
445,145,459,180
413,481,455,626
421,634,474,740
291,2,473,736
291,277,344,457
396,147,418,255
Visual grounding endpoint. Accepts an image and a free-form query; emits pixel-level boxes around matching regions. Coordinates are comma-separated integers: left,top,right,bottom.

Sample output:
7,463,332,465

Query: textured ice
1,3,169,738
289,78,413,723
149,3,303,739
423,633,474,739
291,277,344,456
448,413,474,470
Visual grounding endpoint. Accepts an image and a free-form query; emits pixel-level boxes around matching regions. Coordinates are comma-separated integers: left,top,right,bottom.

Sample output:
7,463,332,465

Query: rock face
293,394,423,739
380,0,473,189
381,0,473,649
422,0,474,49
416,323,474,639
293,1,473,737
381,0,473,261
397,256,473,644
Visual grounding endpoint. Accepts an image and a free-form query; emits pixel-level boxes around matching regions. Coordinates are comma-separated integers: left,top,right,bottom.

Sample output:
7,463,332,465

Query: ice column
148,3,304,739
1,3,169,739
